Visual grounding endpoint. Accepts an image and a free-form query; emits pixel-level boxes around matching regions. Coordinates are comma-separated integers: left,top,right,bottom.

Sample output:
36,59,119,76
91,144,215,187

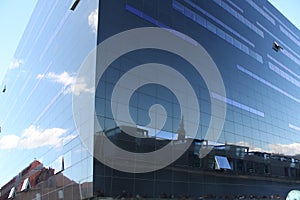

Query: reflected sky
0,0,97,187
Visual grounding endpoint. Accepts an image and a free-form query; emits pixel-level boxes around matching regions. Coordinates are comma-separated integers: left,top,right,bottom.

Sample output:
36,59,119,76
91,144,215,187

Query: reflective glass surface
0,0,97,199
1,0,300,200
94,0,300,199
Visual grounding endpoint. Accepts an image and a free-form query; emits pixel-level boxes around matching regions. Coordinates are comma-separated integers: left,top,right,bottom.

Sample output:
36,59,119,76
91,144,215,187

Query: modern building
1,0,300,199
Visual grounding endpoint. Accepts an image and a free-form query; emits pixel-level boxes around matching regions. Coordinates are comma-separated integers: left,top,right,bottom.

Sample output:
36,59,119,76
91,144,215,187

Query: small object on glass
273,41,283,52
2,85,6,93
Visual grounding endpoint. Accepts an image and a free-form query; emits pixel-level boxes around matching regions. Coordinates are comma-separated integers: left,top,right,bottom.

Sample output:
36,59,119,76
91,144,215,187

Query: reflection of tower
177,116,186,140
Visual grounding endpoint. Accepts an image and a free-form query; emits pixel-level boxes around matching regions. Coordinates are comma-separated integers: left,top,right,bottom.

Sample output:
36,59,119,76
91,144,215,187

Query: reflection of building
177,117,186,141
0,160,91,200
95,128,300,198
0,160,54,200
2,0,300,199
3,141,298,199
191,141,300,180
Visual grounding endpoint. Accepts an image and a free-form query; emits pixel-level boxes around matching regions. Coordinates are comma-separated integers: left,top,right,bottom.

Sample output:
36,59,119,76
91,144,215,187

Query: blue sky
0,1,38,86
268,0,300,29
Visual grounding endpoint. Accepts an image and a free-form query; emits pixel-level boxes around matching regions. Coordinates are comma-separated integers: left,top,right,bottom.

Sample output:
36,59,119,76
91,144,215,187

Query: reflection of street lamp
70,0,80,11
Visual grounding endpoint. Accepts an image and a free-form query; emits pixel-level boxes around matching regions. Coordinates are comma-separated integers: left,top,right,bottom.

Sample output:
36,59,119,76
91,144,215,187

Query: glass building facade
0,0,97,199
1,0,300,199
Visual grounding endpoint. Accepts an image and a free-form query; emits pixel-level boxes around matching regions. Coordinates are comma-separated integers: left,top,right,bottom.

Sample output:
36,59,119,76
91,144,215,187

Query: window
36,193,41,200
8,187,16,199
21,177,31,191
215,155,232,170
58,190,64,199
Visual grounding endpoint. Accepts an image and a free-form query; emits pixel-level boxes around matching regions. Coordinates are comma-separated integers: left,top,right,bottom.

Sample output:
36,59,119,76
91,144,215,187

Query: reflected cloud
67,76,94,96
88,8,98,33
38,71,75,87
0,134,20,149
268,143,300,156
37,71,94,96
235,141,265,152
9,58,24,70
0,125,75,149
20,125,67,149
36,73,45,79
236,141,300,156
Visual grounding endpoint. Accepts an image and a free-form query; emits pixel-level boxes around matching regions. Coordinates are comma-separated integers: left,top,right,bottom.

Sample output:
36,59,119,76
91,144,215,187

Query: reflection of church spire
177,116,186,141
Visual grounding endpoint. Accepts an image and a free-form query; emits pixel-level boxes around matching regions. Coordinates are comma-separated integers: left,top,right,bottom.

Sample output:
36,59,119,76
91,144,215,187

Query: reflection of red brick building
0,160,91,200
0,160,54,200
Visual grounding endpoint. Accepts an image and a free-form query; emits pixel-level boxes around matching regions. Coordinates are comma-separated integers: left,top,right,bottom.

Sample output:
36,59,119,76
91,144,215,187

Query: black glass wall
94,0,300,199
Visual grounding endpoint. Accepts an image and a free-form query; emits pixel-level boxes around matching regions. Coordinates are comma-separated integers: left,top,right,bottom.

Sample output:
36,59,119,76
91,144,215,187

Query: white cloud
67,77,95,96
236,141,300,156
46,71,76,87
20,125,67,149
268,143,300,156
36,71,94,96
235,141,266,153
36,74,45,79
9,59,24,69
88,9,98,33
0,135,20,149
36,71,74,86
0,125,76,150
